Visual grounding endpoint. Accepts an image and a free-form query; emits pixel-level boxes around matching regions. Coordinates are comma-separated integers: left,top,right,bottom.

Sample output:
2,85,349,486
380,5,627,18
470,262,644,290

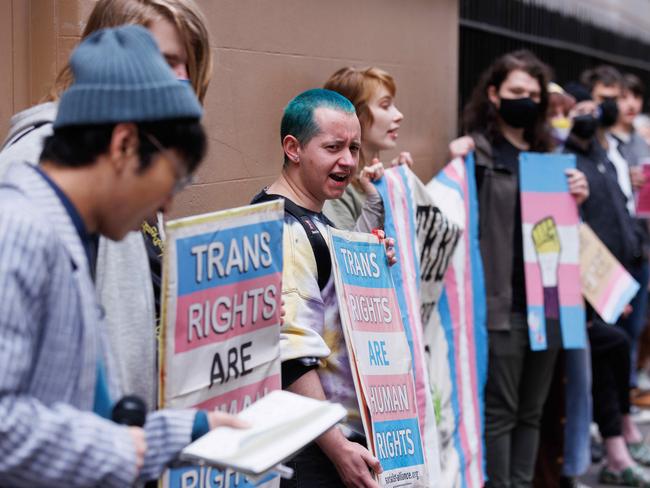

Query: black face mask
598,97,619,127
497,97,540,129
571,114,598,140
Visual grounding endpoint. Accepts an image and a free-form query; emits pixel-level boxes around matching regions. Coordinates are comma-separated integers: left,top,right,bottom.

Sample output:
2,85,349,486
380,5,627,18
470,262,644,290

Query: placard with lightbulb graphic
520,153,587,351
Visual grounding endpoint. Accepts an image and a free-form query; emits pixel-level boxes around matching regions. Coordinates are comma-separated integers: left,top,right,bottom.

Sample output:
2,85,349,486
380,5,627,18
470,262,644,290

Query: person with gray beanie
0,25,245,487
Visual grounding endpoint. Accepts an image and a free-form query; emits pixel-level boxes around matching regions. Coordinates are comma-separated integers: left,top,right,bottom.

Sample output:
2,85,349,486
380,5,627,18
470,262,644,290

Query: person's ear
282,135,301,165
108,123,139,174
487,85,500,108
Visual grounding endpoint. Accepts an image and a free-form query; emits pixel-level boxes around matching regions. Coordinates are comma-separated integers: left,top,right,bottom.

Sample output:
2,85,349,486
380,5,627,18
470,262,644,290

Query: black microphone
112,396,156,488
111,395,147,427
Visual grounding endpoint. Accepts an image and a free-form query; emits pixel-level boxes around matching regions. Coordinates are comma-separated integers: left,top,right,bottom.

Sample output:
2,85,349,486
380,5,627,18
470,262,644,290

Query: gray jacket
615,130,650,167
0,103,157,410
473,133,520,331
0,163,195,487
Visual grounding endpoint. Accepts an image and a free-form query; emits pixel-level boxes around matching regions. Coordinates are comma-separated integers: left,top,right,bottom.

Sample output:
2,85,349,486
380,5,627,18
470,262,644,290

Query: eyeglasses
143,132,194,194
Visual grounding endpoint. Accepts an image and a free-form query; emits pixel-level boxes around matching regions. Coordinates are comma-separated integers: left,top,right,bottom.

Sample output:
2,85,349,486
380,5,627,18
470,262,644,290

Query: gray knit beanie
54,25,202,129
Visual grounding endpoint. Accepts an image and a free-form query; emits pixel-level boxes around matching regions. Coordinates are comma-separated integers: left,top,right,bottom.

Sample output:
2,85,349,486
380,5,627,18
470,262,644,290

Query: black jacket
563,135,643,270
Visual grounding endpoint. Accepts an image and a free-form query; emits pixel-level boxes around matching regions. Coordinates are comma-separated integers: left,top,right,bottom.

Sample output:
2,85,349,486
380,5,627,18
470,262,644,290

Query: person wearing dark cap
0,0,214,415
0,25,244,487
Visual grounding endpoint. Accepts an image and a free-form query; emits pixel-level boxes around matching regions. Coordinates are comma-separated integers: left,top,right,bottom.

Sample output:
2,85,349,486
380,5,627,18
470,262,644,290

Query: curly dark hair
463,50,553,152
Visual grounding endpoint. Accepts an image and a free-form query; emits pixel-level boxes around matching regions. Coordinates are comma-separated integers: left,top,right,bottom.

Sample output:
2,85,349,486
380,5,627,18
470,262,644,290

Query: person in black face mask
562,79,650,486
599,96,620,128
461,50,589,488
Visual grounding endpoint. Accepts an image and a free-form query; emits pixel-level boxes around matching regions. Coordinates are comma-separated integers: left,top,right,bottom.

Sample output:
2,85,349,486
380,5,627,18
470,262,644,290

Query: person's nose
393,106,404,123
339,149,357,169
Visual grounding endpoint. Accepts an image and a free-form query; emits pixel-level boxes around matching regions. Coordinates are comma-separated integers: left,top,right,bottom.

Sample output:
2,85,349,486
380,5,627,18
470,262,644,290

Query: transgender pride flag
374,165,442,483
520,152,586,351
426,154,487,488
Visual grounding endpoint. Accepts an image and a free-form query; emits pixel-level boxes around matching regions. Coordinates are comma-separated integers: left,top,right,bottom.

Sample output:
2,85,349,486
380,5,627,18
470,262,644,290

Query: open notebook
179,390,347,476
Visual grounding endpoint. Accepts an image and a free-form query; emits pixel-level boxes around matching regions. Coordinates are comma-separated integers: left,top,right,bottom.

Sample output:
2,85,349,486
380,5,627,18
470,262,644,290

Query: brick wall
0,0,459,216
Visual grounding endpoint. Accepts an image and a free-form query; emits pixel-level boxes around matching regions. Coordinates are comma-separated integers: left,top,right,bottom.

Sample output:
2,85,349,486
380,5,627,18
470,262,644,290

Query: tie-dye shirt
280,213,363,435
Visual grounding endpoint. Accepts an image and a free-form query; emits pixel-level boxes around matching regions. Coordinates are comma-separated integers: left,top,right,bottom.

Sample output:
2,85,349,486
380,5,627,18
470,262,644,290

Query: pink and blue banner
579,223,640,324
330,228,429,487
374,166,442,483
160,201,285,488
426,154,487,488
520,152,586,350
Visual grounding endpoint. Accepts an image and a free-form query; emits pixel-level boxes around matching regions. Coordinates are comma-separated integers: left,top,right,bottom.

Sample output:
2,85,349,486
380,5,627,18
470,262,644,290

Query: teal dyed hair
281,88,356,165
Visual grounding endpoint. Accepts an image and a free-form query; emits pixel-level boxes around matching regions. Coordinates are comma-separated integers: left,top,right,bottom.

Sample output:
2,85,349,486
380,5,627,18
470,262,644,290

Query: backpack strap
251,191,332,290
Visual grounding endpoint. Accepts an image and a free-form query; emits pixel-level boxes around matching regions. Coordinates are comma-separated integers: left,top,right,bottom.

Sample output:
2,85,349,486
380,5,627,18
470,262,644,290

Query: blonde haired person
0,0,212,412
322,66,412,232
50,0,212,103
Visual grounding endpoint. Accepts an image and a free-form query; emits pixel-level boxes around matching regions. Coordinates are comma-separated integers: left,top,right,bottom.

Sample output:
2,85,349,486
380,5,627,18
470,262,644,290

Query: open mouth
387,127,399,137
329,172,348,183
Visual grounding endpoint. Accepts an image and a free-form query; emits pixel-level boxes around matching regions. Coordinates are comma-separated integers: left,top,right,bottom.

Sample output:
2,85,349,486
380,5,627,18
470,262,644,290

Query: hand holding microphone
112,396,148,477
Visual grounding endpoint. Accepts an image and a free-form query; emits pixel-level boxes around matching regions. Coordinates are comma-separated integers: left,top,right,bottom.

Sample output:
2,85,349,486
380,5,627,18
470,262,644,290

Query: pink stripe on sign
194,373,281,412
521,192,579,226
389,172,429,435
459,165,483,488
523,263,582,307
444,252,474,484
445,160,461,182
523,263,544,306
343,284,403,333
364,373,418,421
175,273,281,353
597,266,630,308
557,264,583,306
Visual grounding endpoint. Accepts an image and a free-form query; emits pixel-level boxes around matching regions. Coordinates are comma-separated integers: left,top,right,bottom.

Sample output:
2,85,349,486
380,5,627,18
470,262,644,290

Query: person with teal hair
252,88,396,487
280,88,356,163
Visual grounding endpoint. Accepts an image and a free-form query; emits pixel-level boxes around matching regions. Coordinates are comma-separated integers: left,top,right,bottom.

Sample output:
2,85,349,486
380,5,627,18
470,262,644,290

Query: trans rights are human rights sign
160,200,284,488
330,228,429,487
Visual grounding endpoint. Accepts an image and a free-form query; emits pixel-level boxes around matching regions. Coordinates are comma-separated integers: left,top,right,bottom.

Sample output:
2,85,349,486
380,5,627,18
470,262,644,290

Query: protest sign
635,159,650,217
374,165,443,483
579,223,640,324
159,200,284,488
329,228,428,487
520,152,586,350
426,153,487,488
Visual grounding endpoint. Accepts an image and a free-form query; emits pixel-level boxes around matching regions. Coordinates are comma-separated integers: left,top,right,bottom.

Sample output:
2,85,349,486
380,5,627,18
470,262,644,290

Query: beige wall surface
0,0,459,217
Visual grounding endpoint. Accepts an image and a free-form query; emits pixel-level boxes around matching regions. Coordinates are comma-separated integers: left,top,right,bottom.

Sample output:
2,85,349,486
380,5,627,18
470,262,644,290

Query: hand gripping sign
329,228,428,487
159,200,284,488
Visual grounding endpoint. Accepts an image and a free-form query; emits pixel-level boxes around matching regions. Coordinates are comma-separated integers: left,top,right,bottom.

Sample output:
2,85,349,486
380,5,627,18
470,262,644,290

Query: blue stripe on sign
435,170,464,198
606,283,640,325
176,220,283,295
373,417,425,471
331,236,392,289
168,466,277,487
560,305,587,349
438,290,468,488
526,305,548,351
519,152,576,193
397,165,422,290
373,173,417,381
467,151,488,480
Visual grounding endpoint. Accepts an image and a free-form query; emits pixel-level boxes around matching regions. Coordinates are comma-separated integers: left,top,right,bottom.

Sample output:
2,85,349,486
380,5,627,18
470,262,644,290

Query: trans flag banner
159,200,284,488
374,165,443,484
519,152,586,350
425,154,487,488
329,228,429,487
